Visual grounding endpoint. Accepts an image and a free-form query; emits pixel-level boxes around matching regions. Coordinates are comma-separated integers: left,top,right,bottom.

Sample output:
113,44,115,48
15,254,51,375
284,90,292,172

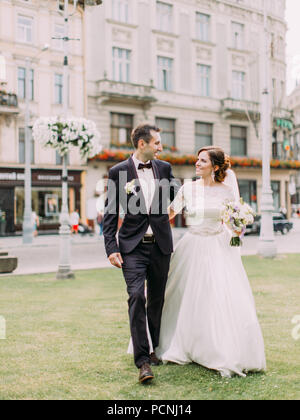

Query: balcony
221,98,260,120
96,79,157,108
273,108,293,123
0,91,19,115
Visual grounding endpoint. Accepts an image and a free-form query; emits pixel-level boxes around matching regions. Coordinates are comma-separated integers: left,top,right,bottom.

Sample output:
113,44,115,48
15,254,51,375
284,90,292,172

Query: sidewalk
1,220,300,276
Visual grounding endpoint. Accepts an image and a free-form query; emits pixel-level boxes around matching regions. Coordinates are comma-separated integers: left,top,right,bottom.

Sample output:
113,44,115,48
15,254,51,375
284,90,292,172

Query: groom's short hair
131,124,160,149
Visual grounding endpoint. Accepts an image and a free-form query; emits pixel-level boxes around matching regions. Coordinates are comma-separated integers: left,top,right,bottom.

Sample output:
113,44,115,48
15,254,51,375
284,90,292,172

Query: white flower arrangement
125,180,137,196
221,198,255,247
32,116,102,159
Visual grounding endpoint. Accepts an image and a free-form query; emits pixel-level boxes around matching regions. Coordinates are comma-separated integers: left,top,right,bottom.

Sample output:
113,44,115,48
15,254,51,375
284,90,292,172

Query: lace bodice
171,181,236,236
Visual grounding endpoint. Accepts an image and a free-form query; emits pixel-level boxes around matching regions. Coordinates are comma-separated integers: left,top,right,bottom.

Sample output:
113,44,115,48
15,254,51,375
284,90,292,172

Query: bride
155,146,266,378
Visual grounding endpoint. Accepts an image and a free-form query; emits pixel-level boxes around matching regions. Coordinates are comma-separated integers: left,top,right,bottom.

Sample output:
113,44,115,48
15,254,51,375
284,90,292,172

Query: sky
285,0,300,95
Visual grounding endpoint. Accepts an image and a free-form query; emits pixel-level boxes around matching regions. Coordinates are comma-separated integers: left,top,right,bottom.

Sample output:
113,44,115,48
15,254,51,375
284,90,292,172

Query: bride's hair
198,146,231,183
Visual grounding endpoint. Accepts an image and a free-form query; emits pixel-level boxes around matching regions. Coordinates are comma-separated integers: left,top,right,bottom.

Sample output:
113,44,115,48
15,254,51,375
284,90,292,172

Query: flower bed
90,149,300,170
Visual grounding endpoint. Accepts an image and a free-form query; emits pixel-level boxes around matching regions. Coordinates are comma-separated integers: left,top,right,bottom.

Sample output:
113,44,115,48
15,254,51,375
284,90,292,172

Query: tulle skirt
155,228,266,378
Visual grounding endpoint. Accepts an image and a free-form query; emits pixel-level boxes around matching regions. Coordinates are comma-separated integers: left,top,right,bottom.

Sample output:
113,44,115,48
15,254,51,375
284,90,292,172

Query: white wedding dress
154,180,266,378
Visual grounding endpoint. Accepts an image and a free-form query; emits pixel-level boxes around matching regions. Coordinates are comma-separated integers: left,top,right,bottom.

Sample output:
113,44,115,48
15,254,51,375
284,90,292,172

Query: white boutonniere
125,180,137,196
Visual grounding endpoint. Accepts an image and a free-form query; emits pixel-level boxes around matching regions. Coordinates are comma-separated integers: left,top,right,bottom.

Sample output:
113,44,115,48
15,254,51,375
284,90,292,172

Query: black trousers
122,241,171,368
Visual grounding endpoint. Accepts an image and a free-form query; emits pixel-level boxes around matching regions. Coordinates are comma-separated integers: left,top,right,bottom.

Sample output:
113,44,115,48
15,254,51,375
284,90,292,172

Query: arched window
0,55,6,80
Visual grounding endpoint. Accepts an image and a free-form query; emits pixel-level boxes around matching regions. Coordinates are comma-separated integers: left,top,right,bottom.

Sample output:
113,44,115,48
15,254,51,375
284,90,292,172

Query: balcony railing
272,108,293,122
221,98,260,120
0,91,19,114
96,79,157,107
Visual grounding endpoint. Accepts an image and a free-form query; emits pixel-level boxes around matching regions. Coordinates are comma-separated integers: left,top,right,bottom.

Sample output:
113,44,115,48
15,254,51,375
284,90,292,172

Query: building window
157,1,173,33
197,64,211,97
231,126,247,156
295,132,300,160
232,71,245,100
110,113,133,147
195,122,213,152
112,0,129,23
272,78,276,106
112,47,131,82
16,187,62,226
271,181,281,211
157,56,173,91
53,23,64,50
238,180,257,212
17,15,33,43
18,67,34,100
155,117,175,148
19,128,34,164
278,36,285,56
196,12,210,42
232,22,244,50
272,130,283,159
0,55,6,80
54,74,63,104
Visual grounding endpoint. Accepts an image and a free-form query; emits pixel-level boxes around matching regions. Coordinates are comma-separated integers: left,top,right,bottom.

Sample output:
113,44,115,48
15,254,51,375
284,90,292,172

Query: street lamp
258,0,277,258
55,0,101,279
23,44,49,244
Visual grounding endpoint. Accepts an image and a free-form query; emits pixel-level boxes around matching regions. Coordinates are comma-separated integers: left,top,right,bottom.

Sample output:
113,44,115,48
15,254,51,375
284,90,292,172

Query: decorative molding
106,19,138,30
157,37,175,54
196,0,218,11
112,27,132,44
152,29,179,39
232,54,246,67
192,39,216,48
196,46,212,61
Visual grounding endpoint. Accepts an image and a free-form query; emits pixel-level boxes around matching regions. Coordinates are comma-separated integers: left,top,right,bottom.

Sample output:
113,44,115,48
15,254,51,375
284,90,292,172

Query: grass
0,254,300,400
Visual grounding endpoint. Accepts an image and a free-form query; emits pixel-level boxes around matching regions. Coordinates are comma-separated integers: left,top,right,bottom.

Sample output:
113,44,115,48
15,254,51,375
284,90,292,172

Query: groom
103,124,179,383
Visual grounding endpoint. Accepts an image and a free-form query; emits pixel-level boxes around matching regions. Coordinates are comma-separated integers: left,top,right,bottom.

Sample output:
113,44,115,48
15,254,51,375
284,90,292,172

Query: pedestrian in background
96,190,106,237
86,193,98,234
70,209,80,234
32,210,39,237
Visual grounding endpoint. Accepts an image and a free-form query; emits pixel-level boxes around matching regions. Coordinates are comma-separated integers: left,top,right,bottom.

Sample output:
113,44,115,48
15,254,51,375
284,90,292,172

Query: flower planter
32,117,102,159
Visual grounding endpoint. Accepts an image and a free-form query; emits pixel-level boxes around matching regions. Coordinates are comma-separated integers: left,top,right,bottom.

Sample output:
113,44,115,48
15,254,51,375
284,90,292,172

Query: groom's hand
108,253,123,269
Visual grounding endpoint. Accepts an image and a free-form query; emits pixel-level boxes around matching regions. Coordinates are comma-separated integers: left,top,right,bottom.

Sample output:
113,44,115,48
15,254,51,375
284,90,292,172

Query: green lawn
0,255,300,400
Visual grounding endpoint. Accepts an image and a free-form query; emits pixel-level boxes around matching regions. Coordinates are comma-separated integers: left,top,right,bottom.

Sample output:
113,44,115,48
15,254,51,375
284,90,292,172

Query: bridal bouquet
221,198,255,247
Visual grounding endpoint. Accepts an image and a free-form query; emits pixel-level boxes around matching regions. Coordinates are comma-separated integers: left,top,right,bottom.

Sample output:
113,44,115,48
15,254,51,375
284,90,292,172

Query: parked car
245,213,293,235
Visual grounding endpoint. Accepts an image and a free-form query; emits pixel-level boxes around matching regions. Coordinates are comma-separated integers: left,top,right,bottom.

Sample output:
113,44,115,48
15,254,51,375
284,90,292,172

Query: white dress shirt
132,154,156,235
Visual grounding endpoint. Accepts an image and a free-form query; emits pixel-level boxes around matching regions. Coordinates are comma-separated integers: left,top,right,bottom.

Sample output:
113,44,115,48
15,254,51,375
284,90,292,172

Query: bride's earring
211,170,215,182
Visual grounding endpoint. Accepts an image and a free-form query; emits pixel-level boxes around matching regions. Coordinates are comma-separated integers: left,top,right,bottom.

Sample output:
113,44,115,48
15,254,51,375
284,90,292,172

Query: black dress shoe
139,363,154,383
150,352,162,366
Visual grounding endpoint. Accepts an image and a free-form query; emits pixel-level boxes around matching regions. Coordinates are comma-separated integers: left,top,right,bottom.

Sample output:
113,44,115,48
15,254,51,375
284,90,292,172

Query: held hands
108,253,123,269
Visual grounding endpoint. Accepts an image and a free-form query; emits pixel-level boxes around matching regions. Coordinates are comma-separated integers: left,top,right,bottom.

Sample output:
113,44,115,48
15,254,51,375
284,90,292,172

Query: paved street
1,218,300,276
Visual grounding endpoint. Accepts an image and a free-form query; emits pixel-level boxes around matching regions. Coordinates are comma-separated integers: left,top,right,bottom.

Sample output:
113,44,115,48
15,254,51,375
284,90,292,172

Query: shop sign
0,172,24,181
36,175,74,182
0,172,75,183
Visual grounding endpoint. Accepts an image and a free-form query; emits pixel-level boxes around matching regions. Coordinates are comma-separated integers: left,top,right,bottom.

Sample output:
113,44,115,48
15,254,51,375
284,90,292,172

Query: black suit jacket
103,156,180,257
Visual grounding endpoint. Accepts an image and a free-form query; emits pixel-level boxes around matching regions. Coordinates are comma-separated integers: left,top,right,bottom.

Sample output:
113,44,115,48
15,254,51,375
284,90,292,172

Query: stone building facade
85,0,298,219
0,0,86,233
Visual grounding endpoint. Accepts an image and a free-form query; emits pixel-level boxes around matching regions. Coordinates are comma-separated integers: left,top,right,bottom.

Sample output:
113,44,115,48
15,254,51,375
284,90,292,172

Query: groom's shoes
139,363,154,384
150,352,162,366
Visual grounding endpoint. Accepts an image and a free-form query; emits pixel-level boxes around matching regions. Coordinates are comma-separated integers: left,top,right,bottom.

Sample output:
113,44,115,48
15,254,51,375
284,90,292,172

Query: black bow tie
138,162,152,170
